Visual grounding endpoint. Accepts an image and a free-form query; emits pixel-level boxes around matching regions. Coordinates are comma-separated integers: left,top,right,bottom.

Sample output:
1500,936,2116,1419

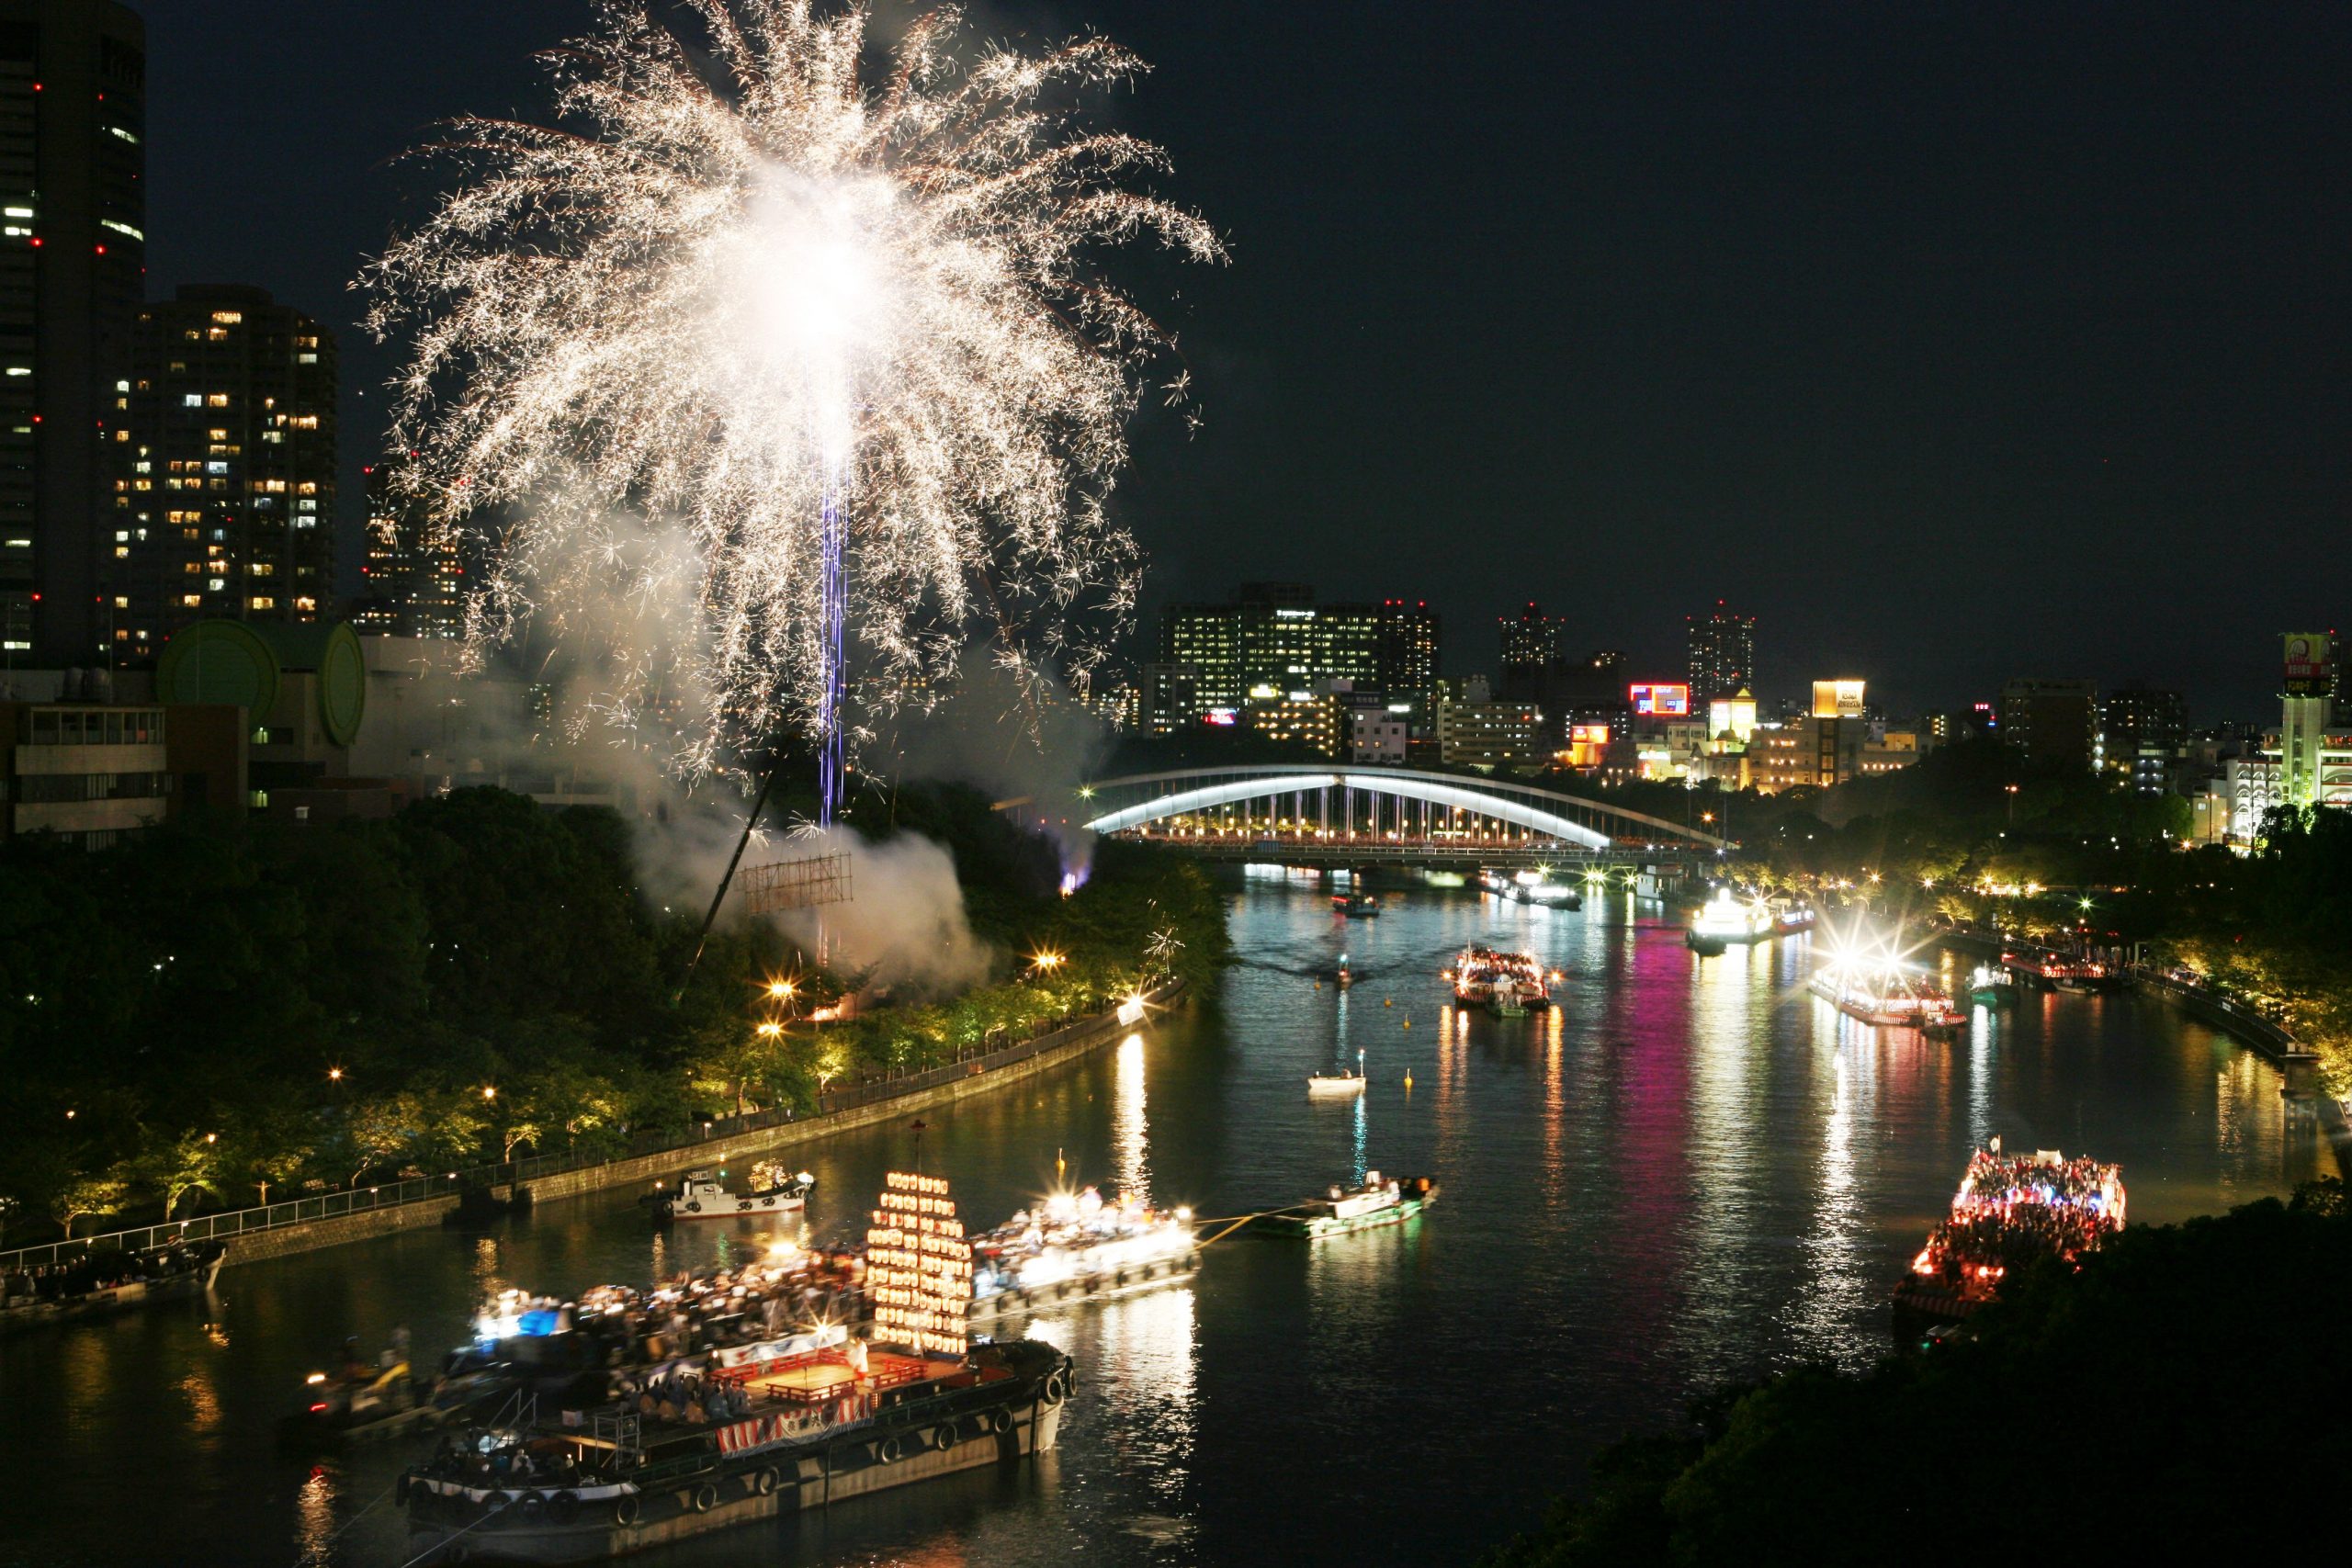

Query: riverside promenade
0,977,1187,1273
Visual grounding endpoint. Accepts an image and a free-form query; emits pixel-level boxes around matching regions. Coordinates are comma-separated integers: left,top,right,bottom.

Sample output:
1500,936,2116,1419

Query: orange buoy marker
1384,998,1393,1007
1402,1019,1411,1029
1404,1069,1414,1089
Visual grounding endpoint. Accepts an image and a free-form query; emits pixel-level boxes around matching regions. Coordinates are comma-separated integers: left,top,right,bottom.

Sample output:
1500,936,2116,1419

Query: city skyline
127,1,2351,721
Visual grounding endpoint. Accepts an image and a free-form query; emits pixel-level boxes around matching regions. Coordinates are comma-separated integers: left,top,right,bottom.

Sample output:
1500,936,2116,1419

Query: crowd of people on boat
1910,1145,2125,1298
1,1241,220,1309
487,1246,866,1372
1451,947,1550,1002
426,1427,589,1490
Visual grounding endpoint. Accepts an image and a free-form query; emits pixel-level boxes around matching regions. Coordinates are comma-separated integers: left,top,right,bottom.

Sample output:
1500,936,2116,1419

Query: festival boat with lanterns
1445,947,1555,1016
1255,1171,1438,1240
2003,948,2127,995
967,1186,1200,1321
1893,1143,2126,1325
396,1173,1073,1564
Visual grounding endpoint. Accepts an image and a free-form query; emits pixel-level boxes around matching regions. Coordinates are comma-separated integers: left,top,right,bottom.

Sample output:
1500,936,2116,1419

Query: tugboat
1332,886,1381,918
0,1239,225,1335
280,1332,458,1449
1893,1142,2125,1330
1256,1171,1438,1240
651,1164,815,1223
397,1173,1073,1565
967,1187,1200,1321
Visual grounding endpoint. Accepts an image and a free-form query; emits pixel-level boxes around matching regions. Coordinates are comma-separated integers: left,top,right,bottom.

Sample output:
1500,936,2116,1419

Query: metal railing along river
0,978,1182,1271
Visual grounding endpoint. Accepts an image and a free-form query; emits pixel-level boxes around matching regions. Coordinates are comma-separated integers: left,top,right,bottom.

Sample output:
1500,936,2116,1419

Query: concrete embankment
218,981,1185,1269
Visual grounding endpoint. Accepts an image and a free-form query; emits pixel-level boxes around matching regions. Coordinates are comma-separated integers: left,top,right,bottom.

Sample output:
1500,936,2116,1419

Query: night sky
145,1,2350,720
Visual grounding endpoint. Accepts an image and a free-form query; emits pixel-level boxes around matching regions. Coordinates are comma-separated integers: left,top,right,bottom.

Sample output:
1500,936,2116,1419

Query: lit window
298,353,318,365
182,393,201,408
210,311,243,325
207,394,230,408
249,595,275,610
180,594,200,607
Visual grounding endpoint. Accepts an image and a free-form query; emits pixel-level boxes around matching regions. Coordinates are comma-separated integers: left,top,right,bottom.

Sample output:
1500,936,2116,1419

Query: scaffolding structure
742,851,854,914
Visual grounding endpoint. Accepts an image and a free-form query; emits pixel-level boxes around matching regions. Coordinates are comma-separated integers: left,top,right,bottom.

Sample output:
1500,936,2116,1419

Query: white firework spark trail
362,0,1221,784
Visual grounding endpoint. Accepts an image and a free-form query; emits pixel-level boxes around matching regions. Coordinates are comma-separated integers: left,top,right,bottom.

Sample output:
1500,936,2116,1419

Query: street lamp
481,1085,497,1103
767,978,796,1001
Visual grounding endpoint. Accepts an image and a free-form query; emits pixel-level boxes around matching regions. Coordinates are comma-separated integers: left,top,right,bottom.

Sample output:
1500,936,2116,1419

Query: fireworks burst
363,0,1220,781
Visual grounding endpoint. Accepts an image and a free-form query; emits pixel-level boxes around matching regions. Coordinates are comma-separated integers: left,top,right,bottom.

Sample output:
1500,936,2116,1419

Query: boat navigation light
305,1371,326,1385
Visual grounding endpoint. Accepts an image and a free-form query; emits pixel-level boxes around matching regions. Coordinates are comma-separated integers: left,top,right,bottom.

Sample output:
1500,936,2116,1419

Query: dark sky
144,1,2351,721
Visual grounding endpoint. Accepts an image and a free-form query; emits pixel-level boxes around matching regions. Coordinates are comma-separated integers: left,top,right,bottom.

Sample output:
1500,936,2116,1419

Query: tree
337,1097,420,1187
50,1168,130,1239
140,1132,221,1220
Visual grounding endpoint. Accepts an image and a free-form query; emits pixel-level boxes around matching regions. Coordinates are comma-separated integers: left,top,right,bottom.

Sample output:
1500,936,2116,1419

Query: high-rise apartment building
1686,600,1756,701
0,0,145,661
351,457,463,639
2098,685,2187,777
1498,602,1561,699
107,285,337,659
1999,677,2098,773
1376,598,1438,702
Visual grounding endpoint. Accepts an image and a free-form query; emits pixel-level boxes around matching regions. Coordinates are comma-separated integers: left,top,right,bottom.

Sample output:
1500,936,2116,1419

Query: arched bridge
1037,764,1726,868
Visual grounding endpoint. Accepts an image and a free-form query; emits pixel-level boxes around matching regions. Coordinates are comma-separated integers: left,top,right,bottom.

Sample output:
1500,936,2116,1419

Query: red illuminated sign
1629,682,1690,716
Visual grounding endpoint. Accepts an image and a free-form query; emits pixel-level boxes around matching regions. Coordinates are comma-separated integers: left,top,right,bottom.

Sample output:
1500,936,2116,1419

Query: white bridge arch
1076,764,1727,852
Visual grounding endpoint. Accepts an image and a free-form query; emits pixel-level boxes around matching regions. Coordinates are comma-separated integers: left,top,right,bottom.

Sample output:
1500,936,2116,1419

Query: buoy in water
1384,998,1393,1007
1401,1019,1411,1029
1404,1069,1414,1089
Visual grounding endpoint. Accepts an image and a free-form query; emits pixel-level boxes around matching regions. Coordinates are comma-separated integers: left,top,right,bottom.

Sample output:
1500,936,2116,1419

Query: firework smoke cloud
362,0,1221,778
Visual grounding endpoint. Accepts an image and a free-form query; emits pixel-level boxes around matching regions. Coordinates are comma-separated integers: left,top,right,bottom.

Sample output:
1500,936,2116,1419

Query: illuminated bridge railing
1070,764,1728,853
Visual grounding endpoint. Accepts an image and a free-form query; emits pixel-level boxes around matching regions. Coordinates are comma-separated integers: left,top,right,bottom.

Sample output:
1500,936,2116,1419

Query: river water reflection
0,877,2329,1567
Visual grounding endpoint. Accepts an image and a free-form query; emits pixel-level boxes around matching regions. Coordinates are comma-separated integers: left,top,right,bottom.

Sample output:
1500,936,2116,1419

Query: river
0,875,2330,1567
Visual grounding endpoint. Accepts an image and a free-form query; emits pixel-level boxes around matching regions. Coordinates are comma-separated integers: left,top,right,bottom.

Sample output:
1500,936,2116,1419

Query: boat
397,1173,1073,1565
1687,886,1774,953
2002,949,2126,994
651,1164,815,1223
1332,887,1381,917
1967,964,2018,1006
279,1335,466,1450
1771,901,1816,936
1308,1049,1369,1098
1892,1143,2125,1326
1446,946,1555,1015
1478,868,1582,908
967,1187,1199,1321
1255,1171,1438,1240
1808,964,1967,1033
0,1240,225,1335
